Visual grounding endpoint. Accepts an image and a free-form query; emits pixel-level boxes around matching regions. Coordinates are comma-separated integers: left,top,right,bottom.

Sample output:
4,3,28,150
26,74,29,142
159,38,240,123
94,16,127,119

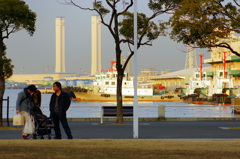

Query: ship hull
72,92,181,102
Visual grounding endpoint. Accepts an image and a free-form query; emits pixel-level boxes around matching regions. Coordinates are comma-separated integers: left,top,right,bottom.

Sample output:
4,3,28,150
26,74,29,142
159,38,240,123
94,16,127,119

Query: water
3,89,236,118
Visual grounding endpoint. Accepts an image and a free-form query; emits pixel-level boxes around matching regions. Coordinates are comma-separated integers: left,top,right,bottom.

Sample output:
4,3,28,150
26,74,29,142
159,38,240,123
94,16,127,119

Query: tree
170,0,240,55
0,0,36,126
62,0,180,123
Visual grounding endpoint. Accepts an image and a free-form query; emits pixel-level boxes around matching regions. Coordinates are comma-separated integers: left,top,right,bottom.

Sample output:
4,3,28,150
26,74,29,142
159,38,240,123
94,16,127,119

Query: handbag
13,115,24,126
23,113,35,134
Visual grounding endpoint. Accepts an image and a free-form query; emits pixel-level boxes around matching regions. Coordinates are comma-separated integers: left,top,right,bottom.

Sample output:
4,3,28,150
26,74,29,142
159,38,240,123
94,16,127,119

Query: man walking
49,81,73,139
16,85,37,139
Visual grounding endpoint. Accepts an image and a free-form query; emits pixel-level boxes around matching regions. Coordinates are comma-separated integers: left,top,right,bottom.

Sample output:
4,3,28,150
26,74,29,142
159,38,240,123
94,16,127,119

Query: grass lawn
0,139,240,159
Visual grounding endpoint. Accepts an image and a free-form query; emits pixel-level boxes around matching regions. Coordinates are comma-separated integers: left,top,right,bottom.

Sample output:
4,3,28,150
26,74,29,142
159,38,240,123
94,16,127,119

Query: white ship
93,61,153,96
186,70,237,96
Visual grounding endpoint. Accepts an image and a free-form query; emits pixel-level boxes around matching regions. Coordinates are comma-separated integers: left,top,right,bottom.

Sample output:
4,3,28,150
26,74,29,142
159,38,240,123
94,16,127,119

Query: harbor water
2,89,236,119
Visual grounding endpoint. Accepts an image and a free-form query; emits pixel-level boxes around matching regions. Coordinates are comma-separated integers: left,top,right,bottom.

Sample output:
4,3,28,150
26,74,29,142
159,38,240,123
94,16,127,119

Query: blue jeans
52,112,73,139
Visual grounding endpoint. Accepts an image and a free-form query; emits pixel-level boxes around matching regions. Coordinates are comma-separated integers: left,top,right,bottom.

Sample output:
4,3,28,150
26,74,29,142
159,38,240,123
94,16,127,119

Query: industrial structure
185,46,198,69
55,17,66,73
91,16,102,76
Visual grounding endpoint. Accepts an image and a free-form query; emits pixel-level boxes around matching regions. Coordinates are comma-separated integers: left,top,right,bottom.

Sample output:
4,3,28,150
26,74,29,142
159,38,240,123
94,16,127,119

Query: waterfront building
151,67,211,91
204,32,240,89
8,73,76,84
55,17,66,73
7,73,94,87
138,68,159,83
91,16,102,76
152,32,240,94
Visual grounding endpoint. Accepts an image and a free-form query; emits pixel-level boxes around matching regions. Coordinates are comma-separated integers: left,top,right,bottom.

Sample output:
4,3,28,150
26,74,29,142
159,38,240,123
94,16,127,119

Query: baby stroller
30,106,54,139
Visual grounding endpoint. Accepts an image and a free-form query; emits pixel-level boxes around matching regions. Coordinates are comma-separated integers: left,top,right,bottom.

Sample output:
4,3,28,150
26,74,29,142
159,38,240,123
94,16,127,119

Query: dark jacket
49,91,71,118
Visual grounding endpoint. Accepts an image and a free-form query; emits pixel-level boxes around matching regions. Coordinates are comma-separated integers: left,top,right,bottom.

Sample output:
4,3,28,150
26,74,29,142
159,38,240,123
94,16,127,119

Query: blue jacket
16,88,34,112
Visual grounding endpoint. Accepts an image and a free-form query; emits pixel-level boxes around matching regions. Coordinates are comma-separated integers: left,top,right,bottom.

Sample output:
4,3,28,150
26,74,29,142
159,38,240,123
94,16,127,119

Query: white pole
133,0,139,139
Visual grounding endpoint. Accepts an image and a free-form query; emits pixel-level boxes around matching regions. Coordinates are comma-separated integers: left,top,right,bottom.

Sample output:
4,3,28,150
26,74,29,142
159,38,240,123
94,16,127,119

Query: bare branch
233,0,240,7
3,27,16,39
215,0,238,22
63,0,96,11
117,0,134,16
105,0,117,37
2,21,16,39
127,41,133,52
139,41,152,47
137,4,177,48
123,50,134,71
106,0,114,8
216,42,240,56
63,0,115,38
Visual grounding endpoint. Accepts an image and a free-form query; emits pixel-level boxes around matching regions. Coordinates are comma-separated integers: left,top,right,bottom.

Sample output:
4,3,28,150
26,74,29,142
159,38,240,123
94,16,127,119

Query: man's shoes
53,136,61,139
22,135,28,140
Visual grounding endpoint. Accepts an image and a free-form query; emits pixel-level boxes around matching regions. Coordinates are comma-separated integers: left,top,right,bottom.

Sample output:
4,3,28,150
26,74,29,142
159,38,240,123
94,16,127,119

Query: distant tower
55,17,66,73
185,46,198,69
91,16,102,75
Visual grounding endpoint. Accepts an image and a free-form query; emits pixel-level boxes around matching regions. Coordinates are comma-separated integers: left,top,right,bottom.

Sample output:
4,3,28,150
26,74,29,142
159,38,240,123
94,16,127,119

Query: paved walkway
1,121,240,139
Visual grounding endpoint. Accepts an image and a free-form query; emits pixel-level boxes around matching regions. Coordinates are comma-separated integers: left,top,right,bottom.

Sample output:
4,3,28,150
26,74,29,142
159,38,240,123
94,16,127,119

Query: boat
72,92,180,102
181,70,238,105
71,61,180,102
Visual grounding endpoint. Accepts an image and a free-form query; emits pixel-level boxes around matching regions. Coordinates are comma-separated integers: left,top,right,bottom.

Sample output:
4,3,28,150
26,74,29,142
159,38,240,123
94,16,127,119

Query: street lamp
133,0,138,139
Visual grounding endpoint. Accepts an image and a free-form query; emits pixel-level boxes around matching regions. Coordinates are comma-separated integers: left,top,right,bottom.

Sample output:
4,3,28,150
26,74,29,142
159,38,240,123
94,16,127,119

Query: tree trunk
116,68,124,124
0,33,4,126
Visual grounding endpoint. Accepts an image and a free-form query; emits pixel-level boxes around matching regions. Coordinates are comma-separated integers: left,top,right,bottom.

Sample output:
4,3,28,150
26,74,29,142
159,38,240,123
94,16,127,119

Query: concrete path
1,121,240,139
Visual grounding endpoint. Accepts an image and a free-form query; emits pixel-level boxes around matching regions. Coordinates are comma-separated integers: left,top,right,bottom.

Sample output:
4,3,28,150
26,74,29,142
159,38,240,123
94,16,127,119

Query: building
151,67,211,91
91,16,102,75
8,73,75,84
204,32,240,88
7,73,95,88
55,17,66,73
152,32,240,93
138,68,158,83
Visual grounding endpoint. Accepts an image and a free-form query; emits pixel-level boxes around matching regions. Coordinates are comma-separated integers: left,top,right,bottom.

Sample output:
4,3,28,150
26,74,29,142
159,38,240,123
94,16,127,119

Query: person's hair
33,90,41,107
53,81,62,90
27,85,37,93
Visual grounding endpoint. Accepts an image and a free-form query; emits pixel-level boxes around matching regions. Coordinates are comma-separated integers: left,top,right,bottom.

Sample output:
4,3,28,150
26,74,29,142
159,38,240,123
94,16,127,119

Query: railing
3,104,240,119
165,105,236,118
65,105,238,118
3,96,10,126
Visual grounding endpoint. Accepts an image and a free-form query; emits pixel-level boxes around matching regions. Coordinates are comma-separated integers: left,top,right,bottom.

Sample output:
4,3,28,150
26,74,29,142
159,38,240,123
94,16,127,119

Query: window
219,71,223,77
105,81,109,85
111,82,115,85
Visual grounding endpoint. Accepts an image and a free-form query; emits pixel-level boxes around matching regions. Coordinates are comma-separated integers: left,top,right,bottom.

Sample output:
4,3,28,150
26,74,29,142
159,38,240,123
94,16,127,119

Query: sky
4,0,210,75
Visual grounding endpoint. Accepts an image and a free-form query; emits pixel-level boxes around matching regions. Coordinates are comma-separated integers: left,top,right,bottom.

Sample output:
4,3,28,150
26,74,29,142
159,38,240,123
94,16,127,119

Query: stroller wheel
40,136,44,139
48,136,52,139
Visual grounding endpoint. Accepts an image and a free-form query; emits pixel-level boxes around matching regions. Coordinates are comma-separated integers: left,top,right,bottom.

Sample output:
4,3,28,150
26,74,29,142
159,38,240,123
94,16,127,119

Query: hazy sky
4,0,210,74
